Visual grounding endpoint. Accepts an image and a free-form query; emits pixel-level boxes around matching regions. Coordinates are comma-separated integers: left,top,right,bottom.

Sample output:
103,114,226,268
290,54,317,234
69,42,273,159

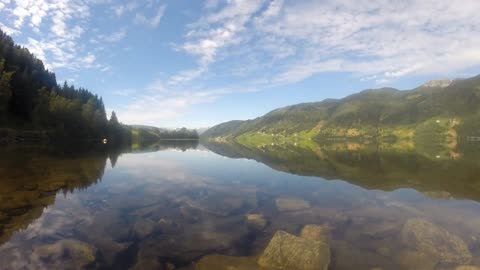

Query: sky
1,0,480,128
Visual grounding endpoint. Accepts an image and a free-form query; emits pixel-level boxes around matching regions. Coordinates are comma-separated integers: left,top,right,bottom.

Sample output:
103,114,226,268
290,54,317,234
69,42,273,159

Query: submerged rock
275,198,310,212
401,218,472,266
333,240,401,270
131,244,163,270
300,224,330,243
258,230,330,270
246,214,267,230
34,239,96,268
195,254,264,270
132,218,156,238
456,266,480,270
395,250,438,270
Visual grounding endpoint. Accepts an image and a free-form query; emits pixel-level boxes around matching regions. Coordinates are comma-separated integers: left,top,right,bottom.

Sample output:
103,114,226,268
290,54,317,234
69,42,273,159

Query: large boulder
401,218,472,267
258,230,330,270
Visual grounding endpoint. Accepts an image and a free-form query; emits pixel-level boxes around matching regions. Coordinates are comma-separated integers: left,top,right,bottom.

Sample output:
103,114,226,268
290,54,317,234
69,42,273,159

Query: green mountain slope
202,75,480,145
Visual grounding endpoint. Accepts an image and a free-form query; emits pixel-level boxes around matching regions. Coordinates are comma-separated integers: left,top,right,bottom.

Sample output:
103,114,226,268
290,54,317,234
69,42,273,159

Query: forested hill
0,29,129,143
202,74,480,142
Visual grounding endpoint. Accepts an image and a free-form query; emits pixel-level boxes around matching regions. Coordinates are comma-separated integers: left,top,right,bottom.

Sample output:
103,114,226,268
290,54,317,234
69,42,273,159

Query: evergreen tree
0,29,131,143
109,111,119,126
0,58,13,122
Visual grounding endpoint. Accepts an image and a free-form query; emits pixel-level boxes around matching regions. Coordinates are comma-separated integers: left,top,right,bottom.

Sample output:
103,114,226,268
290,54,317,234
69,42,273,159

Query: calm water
1,141,480,269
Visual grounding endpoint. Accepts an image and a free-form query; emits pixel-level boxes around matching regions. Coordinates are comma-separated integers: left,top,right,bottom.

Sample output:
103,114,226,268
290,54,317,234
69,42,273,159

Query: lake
1,141,480,270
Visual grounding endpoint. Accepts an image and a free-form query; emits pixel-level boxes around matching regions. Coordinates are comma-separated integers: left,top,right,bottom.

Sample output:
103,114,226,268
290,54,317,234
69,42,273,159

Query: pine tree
110,111,119,126
0,58,13,121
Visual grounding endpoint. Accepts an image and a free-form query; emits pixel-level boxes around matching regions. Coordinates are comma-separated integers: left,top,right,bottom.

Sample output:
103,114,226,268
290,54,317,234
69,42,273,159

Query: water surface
1,142,480,269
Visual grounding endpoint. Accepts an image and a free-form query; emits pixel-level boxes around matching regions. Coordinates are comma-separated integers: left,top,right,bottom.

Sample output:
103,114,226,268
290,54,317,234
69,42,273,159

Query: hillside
202,74,480,145
130,125,199,148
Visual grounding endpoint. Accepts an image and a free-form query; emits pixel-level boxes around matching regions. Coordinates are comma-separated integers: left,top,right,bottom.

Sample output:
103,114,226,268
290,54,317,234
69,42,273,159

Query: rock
401,218,472,266
90,237,129,266
166,262,176,270
131,245,162,270
258,230,330,270
395,250,438,270
333,240,402,270
246,214,267,230
182,186,257,216
131,258,162,270
34,239,96,268
132,218,156,238
195,254,263,270
300,224,330,243
456,266,480,270
275,198,310,212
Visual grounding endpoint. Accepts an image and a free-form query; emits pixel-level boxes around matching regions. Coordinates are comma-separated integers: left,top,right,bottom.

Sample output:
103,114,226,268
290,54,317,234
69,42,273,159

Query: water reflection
0,141,480,269
204,140,480,201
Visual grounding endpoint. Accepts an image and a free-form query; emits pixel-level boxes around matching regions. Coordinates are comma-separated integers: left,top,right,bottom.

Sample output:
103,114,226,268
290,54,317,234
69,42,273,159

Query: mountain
130,125,199,144
202,74,480,145
195,127,210,135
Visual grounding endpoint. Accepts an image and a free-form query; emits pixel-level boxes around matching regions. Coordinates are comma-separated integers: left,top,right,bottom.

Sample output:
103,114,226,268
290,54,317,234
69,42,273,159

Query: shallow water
1,142,480,269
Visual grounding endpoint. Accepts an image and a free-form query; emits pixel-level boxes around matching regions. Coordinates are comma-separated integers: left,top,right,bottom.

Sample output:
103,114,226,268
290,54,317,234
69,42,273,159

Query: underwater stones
401,218,472,266
246,214,267,230
275,198,310,212
132,218,156,238
182,186,257,216
456,266,480,270
131,250,162,270
34,239,96,268
332,240,400,270
300,224,331,243
395,250,439,270
258,230,330,270
91,237,129,267
195,254,263,270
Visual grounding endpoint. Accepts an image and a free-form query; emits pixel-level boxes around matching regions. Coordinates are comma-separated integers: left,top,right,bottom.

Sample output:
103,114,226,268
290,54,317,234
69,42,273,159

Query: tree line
0,29,130,144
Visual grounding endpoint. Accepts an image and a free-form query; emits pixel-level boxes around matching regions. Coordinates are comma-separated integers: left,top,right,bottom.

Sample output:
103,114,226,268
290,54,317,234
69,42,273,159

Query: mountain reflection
203,140,480,201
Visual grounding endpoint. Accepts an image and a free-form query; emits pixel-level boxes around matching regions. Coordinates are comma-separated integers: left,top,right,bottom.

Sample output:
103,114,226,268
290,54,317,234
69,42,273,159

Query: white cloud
112,2,137,17
174,0,266,83
257,0,480,83
134,4,166,28
177,0,480,86
0,23,20,35
82,53,95,65
0,0,130,73
93,29,127,43
113,79,229,125
112,88,135,96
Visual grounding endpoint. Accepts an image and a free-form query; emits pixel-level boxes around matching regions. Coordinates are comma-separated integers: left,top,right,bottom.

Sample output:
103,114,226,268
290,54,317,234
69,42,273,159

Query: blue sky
1,0,480,128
